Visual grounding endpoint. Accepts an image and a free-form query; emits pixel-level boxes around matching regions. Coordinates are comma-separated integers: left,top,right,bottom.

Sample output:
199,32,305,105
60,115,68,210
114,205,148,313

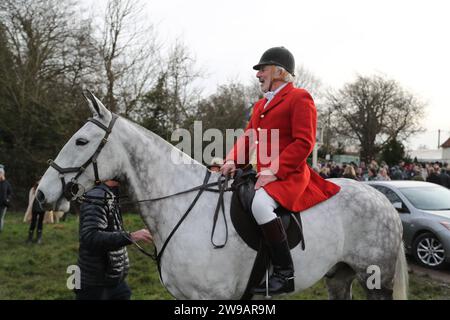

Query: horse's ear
82,90,100,117
82,90,109,119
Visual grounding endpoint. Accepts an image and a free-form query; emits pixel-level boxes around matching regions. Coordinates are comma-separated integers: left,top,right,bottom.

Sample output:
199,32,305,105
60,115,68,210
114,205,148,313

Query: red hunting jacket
226,83,340,212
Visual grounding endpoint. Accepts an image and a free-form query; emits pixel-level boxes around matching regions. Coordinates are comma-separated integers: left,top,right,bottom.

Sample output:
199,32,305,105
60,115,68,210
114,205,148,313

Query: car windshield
399,186,450,210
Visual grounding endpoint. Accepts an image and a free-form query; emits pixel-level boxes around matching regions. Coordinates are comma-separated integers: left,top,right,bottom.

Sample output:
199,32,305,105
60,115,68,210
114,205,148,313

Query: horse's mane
121,116,205,168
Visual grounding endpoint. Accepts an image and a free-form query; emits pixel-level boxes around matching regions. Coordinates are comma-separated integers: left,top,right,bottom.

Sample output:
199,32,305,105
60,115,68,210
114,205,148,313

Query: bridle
46,110,234,286
47,113,119,201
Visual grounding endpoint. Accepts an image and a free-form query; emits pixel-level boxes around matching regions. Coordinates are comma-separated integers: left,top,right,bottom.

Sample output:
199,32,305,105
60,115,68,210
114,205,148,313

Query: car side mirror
393,201,409,213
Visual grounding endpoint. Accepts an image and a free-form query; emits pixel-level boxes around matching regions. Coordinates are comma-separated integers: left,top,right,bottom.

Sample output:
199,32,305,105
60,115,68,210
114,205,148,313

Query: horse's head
37,91,123,211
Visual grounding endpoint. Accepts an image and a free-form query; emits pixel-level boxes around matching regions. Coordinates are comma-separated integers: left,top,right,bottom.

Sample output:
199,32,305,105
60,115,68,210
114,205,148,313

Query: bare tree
164,41,203,128
98,0,159,114
0,0,98,205
326,74,425,162
294,64,323,99
0,0,96,158
135,41,203,140
292,65,329,149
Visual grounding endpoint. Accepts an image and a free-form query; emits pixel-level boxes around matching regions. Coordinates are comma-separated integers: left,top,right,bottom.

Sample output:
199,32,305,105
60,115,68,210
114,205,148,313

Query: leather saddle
229,168,305,299
230,168,304,251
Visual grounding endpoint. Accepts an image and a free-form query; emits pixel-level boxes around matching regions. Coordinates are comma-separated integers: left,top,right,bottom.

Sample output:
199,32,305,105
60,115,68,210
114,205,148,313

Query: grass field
1,212,449,300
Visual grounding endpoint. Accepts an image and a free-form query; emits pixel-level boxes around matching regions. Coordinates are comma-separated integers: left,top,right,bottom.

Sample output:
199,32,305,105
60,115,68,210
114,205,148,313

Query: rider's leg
251,188,295,295
251,188,278,225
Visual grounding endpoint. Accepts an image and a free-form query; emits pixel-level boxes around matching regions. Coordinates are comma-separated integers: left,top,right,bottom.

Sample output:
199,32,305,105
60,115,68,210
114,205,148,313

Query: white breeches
251,188,279,225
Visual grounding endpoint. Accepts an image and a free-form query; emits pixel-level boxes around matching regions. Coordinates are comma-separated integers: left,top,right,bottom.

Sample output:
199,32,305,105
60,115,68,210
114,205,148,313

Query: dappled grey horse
37,92,408,299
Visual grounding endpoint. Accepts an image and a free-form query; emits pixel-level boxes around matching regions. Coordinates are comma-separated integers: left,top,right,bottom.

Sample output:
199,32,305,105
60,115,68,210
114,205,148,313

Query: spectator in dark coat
0,166,13,232
329,165,342,178
438,168,450,188
75,179,153,300
426,167,441,185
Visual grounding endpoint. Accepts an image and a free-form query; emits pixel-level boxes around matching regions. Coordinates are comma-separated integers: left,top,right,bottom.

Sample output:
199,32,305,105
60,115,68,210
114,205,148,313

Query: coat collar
261,82,294,115
96,183,115,198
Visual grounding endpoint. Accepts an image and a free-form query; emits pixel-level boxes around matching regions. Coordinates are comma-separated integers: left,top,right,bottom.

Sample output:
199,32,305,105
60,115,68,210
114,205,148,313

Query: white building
410,137,450,163
442,138,450,161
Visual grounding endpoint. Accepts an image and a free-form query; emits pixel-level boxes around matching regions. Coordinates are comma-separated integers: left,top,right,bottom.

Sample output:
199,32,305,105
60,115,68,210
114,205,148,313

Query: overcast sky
94,0,450,151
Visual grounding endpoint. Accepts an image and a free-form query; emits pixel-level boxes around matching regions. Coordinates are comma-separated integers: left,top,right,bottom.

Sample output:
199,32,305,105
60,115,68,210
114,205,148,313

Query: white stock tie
263,91,275,109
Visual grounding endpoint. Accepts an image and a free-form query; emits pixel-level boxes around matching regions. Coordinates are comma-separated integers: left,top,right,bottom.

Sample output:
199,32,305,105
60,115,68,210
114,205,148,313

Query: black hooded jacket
78,184,132,287
0,179,12,207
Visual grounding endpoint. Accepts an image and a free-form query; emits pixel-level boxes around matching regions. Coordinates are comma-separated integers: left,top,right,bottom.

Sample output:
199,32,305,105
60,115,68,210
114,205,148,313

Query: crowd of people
314,159,450,188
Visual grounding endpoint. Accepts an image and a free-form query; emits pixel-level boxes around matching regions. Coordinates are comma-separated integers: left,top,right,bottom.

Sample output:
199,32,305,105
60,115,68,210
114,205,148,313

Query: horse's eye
76,138,89,146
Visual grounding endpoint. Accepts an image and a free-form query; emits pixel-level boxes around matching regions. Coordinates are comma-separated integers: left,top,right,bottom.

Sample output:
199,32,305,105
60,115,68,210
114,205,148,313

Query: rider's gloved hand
220,160,236,177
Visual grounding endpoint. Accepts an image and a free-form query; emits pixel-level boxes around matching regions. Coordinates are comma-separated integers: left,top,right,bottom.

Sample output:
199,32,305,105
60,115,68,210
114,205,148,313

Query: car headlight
440,221,450,231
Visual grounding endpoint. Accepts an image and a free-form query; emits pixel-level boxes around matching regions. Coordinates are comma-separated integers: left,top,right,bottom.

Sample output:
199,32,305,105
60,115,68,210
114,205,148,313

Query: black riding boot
252,217,295,295
26,230,34,244
35,230,43,244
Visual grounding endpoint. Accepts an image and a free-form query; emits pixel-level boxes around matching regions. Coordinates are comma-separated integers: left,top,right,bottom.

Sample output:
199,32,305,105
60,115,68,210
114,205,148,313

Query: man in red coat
221,47,340,295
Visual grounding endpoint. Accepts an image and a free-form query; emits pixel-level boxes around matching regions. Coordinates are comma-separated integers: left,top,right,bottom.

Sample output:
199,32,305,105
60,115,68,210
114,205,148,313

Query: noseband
47,113,119,201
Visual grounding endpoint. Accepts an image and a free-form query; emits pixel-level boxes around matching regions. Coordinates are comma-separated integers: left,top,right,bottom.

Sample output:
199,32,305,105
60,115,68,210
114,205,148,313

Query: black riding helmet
253,46,295,76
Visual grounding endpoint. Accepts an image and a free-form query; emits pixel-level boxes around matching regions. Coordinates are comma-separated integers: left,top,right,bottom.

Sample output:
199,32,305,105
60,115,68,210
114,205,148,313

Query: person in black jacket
438,168,450,188
75,179,152,300
426,167,441,185
26,178,46,244
0,166,13,233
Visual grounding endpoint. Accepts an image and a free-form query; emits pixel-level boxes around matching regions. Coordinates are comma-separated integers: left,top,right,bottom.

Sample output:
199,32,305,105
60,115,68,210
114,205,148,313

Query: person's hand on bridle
130,229,153,243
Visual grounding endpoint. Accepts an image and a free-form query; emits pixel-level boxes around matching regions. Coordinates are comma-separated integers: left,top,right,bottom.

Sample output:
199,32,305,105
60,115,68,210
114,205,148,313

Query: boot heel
284,278,295,293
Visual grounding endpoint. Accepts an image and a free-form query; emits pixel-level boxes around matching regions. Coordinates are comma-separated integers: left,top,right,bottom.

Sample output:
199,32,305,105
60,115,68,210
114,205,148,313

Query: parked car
364,180,450,270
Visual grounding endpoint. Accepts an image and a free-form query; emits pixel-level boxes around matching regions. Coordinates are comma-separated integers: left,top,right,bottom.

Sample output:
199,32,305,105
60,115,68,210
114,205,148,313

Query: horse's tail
393,242,409,300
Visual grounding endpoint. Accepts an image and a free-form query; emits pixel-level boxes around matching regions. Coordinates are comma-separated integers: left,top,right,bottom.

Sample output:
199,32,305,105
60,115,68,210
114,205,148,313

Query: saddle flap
231,168,257,213
230,169,304,251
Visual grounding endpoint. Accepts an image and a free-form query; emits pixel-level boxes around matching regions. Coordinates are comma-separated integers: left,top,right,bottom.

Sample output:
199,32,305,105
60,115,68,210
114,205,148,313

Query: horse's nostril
36,189,46,204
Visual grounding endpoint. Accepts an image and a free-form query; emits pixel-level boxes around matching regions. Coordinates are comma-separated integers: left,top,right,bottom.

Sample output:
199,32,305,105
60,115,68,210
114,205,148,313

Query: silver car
364,180,450,270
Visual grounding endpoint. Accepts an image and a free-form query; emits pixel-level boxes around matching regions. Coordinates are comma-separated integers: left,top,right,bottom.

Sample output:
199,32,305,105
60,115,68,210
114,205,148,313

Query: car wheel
413,232,447,270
